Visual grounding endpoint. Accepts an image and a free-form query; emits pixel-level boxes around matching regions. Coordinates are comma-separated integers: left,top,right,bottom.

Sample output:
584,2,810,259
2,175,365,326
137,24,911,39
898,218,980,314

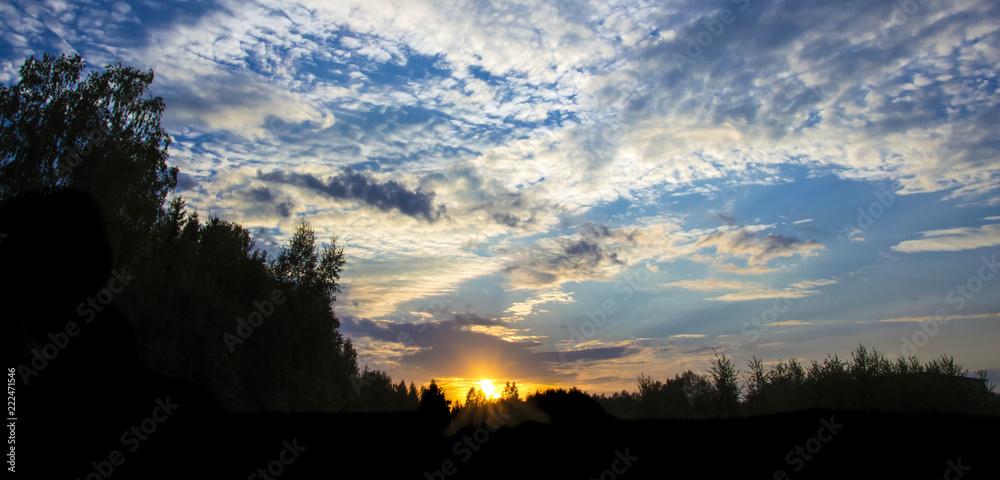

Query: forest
2,53,998,479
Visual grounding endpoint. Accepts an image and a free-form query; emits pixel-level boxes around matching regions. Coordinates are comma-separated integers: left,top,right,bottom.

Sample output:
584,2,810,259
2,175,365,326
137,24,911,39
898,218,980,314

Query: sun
479,379,496,399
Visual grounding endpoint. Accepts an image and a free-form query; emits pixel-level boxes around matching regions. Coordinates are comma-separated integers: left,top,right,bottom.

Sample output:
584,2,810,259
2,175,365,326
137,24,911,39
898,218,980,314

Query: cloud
659,279,757,291
661,276,837,302
769,320,814,326
695,228,825,266
258,168,446,222
238,186,297,218
716,213,740,226
788,279,838,289
502,222,642,289
890,224,1000,253
864,313,1000,323
504,288,576,319
451,312,502,326
162,73,335,139
339,253,501,319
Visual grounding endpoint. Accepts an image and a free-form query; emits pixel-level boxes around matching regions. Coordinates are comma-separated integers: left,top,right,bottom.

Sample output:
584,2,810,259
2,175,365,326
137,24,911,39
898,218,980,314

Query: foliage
709,351,741,415
595,344,997,419
0,52,360,412
272,218,346,309
501,381,520,402
465,386,487,409
0,53,177,267
419,380,452,427
121,202,362,411
420,380,451,413
350,366,420,412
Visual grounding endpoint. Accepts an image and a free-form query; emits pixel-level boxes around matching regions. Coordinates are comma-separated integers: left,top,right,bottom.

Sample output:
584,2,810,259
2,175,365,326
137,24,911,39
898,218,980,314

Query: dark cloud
716,213,739,226
175,172,198,191
258,168,445,221
276,202,294,218
477,192,548,229
558,221,637,262
452,312,503,326
579,221,637,243
341,317,409,343
580,221,613,239
562,238,602,257
492,212,521,227
240,186,296,218
503,223,642,288
697,228,824,266
246,186,274,202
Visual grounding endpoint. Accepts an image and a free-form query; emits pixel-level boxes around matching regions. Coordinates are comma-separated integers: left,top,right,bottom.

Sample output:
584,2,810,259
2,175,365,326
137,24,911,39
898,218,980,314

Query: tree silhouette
709,352,740,416
502,381,520,402
419,379,452,428
0,53,177,267
272,218,345,302
466,386,487,409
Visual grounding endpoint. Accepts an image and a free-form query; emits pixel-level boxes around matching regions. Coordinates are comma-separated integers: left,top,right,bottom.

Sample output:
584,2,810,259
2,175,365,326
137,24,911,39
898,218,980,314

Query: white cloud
891,224,1000,253
661,276,837,302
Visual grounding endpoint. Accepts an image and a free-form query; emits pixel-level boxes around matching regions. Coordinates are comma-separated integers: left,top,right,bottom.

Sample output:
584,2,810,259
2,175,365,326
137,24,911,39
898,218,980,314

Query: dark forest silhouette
3,53,998,479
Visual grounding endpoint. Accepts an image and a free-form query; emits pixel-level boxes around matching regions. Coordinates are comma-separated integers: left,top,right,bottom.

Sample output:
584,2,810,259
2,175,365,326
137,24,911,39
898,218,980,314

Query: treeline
594,345,998,419
0,53,430,413
404,345,999,429
353,347,996,437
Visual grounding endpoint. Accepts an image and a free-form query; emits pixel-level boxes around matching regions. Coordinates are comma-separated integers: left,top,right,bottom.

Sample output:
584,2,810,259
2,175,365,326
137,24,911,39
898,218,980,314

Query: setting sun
479,380,496,399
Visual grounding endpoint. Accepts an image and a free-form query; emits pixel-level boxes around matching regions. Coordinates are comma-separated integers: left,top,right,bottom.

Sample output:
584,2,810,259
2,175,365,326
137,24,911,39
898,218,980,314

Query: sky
3,0,998,397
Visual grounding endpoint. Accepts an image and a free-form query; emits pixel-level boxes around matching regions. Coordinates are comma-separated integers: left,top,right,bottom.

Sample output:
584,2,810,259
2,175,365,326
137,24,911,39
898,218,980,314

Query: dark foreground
11,403,999,479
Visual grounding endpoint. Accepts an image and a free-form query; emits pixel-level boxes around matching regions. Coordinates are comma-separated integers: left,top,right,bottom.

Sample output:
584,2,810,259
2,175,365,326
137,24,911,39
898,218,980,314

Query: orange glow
433,378,559,403
479,379,496,398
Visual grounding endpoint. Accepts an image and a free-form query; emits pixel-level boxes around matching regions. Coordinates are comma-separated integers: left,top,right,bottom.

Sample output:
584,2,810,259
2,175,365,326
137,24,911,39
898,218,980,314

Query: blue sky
4,0,998,395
